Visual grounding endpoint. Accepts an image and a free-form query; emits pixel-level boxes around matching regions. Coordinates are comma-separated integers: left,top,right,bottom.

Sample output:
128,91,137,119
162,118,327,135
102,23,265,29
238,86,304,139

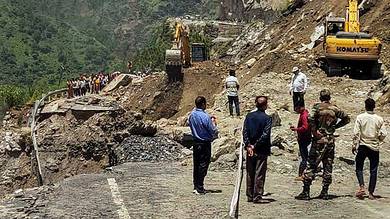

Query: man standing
225,69,240,116
188,96,218,195
295,89,350,200
243,96,272,203
289,66,308,112
290,102,311,180
353,98,387,200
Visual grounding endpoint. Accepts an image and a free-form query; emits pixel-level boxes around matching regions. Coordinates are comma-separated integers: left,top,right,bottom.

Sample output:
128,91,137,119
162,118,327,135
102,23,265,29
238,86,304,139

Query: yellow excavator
323,0,382,78
165,22,191,82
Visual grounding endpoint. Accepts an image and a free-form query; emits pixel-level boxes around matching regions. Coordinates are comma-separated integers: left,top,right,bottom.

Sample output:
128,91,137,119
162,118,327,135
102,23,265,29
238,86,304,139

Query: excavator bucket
165,49,183,82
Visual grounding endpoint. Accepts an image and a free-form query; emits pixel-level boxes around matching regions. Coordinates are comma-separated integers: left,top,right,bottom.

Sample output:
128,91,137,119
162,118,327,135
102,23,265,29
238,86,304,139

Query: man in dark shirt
243,96,272,203
188,96,218,195
290,102,311,180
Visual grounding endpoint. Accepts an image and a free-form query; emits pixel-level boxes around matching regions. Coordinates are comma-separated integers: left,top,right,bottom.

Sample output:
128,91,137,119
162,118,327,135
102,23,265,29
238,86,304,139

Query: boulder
270,111,282,127
245,58,257,68
211,137,237,162
103,74,133,92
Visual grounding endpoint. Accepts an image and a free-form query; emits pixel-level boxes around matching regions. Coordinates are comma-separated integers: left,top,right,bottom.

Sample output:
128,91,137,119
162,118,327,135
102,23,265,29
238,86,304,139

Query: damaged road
1,162,390,218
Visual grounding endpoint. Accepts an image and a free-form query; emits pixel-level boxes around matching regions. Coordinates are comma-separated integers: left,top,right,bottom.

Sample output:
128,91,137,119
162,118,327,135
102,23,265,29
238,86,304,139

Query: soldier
295,89,350,200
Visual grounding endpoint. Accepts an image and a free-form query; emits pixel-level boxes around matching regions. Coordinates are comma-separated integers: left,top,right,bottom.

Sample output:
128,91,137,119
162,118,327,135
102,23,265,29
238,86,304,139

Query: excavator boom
345,0,360,32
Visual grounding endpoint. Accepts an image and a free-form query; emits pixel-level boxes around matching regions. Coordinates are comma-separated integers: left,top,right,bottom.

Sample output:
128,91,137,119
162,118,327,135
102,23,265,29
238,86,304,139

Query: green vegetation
0,0,217,109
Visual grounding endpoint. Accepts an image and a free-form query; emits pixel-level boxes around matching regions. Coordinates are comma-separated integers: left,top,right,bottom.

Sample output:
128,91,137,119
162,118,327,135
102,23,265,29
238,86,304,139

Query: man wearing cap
295,89,350,200
225,69,240,116
289,67,308,112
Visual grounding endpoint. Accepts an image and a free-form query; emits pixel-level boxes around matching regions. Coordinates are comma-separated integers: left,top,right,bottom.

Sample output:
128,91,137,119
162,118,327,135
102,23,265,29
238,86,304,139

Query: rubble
113,136,184,162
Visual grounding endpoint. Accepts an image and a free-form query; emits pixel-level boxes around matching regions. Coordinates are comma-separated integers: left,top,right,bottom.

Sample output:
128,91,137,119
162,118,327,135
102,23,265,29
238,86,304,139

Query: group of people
188,67,387,204
66,72,118,98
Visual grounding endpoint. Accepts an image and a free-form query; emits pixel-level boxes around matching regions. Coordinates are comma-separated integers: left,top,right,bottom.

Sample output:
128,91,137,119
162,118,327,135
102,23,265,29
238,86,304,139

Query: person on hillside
188,96,218,195
80,77,87,96
353,98,387,200
85,76,91,94
225,69,240,117
95,76,100,93
128,61,133,73
289,66,308,112
72,78,79,97
243,96,272,203
67,79,74,98
91,75,96,94
290,101,311,180
295,89,350,200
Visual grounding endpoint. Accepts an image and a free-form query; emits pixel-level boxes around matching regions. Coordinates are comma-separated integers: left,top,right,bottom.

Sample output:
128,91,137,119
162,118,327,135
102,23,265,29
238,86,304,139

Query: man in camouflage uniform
295,89,350,200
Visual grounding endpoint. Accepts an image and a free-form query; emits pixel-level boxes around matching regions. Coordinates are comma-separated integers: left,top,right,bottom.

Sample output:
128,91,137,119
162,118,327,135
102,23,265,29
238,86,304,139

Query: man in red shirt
290,102,311,180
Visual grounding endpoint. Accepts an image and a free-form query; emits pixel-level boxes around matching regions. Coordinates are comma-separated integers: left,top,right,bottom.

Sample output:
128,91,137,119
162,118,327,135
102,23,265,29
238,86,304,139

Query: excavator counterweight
322,0,382,78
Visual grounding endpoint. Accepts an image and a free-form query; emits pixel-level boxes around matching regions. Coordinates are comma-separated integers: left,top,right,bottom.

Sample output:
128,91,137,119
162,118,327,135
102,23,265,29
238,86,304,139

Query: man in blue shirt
243,96,272,203
189,96,218,194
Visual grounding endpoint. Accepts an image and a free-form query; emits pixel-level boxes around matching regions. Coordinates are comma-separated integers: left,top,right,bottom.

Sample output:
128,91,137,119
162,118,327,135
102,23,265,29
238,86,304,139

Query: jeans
193,141,212,192
293,92,305,110
355,145,379,194
228,96,240,116
298,139,311,176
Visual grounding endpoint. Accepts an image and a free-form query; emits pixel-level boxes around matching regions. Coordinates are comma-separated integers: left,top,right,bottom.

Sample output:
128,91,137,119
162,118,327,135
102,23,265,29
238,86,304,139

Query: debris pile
113,136,184,162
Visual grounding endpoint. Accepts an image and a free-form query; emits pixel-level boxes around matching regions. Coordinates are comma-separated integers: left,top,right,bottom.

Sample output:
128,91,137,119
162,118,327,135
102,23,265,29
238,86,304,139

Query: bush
0,85,28,108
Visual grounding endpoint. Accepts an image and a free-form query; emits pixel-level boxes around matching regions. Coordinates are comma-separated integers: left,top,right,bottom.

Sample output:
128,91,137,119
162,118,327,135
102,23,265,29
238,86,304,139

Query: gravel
113,135,184,163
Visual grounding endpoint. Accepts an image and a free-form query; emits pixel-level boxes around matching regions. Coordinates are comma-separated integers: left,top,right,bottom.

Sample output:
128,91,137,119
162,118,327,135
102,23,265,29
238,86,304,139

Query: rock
13,189,24,198
217,153,237,163
181,148,193,157
0,131,22,153
176,114,189,126
153,91,162,99
102,74,132,92
157,118,170,127
211,137,230,161
245,58,257,68
270,111,282,127
271,147,283,156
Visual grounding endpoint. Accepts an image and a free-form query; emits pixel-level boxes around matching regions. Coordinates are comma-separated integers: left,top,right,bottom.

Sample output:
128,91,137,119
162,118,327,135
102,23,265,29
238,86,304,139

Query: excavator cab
325,17,345,36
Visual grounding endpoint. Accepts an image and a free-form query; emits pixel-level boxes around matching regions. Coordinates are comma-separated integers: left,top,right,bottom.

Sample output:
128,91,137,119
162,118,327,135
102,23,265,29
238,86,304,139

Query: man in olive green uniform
295,89,350,200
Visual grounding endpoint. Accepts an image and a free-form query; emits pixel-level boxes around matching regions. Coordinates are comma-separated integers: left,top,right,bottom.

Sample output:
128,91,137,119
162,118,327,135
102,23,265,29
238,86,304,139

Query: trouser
228,96,240,116
298,139,311,176
355,145,379,194
246,154,268,201
293,92,305,110
303,140,335,187
193,141,211,192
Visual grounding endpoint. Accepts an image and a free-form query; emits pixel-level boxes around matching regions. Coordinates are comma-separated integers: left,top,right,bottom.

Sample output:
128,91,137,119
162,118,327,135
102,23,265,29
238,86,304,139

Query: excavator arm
345,0,360,32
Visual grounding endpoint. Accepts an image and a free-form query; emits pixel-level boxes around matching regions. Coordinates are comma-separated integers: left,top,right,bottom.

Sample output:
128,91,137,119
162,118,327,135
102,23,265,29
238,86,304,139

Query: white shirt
225,76,239,96
353,111,387,151
290,72,308,93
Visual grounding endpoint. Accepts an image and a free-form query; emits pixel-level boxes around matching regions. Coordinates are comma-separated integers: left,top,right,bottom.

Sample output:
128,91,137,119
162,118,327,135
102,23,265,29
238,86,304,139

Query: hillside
0,0,219,87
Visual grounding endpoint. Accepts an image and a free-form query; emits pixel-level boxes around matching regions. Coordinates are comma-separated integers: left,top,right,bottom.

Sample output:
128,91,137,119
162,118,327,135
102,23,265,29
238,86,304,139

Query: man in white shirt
289,67,308,112
353,98,387,200
225,69,240,116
